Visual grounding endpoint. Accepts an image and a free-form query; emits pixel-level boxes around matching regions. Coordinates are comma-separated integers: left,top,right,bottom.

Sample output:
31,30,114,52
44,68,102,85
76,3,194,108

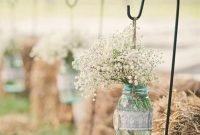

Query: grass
0,94,77,135
0,122,77,135
0,94,29,116
35,124,76,135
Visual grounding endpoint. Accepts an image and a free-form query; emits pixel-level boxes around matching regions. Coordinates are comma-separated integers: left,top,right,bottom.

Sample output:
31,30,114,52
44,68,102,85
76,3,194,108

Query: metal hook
127,0,145,20
65,0,78,8
8,0,18,6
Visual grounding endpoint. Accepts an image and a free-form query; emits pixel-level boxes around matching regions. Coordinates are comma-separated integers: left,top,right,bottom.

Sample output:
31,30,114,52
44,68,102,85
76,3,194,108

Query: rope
8,0,17,46
32,0,38,35
127,1,145,49
65,0,78,8
165,0,180,134
65,0,79,31
132,19,137,49
9,0,17,35
98,0,104,38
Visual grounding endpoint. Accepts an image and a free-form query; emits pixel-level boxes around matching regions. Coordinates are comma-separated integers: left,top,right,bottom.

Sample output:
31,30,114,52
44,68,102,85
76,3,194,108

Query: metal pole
165,0,180,134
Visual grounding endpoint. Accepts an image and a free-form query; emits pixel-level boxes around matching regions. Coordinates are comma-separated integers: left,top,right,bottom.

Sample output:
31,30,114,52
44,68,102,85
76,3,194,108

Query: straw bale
153,91,200,135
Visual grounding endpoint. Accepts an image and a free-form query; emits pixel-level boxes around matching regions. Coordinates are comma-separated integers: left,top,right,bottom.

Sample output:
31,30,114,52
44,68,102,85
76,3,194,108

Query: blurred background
0,0,199,135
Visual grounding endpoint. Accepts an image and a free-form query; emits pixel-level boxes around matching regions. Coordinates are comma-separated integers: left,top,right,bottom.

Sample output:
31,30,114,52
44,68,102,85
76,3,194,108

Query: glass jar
114,84,153,135
2,54,25,93
57,60,79,104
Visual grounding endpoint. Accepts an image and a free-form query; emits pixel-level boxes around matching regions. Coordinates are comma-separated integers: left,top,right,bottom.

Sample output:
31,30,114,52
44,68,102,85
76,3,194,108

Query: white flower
127,76,132,80
0,34,11,58
134,80,138,86
134,76,138,80
130,66,134,69
73,25,163,97
128,80,133,84
0,33,21,58
30,31,89,64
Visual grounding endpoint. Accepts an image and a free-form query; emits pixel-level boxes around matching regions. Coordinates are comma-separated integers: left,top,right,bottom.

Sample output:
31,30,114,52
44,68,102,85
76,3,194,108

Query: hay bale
174,79,200,97
20,35,38,94
78,85,122,135
30,60,60,126
78,73,200,135
150,73,200,101
30,60,73,126
153,91,200,135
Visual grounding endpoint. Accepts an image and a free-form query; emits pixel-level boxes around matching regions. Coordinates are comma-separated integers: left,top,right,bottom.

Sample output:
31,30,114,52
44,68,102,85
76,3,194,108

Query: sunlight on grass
36,124,76,135
0,94,29,116
0,95,76,135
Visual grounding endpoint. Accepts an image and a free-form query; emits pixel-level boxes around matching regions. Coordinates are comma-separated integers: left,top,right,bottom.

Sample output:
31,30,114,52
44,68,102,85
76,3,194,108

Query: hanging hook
127,0,145,20
65,0,78,8
8,0,18,6
32,0,38,35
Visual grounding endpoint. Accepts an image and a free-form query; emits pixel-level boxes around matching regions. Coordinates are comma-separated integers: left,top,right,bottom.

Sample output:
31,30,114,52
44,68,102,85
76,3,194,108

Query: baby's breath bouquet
30,30,89,103
0,33,25,93
0,33,23,69
0,34,20,58
30,31,89,65
0,34,11,58
73,25,163,135
30,33,68,64
73,26,162,97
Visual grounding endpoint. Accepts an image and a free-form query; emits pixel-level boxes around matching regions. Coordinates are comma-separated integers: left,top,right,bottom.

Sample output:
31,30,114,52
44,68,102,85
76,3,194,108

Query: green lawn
0,94,29,116
0,94,76,135
35,124,76,135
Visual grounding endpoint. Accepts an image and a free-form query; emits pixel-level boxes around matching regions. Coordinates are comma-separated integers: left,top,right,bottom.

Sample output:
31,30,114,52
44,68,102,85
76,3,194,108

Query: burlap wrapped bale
79,85,122,135
20,35,38,95
30,60,73,126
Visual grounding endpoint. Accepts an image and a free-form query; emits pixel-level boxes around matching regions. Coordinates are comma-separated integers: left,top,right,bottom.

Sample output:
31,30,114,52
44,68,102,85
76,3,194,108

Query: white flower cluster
66,31,89,49
0,34,10,58
30,33,68,64
73,25,163,97
30,31,89,64
0,34,20,58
